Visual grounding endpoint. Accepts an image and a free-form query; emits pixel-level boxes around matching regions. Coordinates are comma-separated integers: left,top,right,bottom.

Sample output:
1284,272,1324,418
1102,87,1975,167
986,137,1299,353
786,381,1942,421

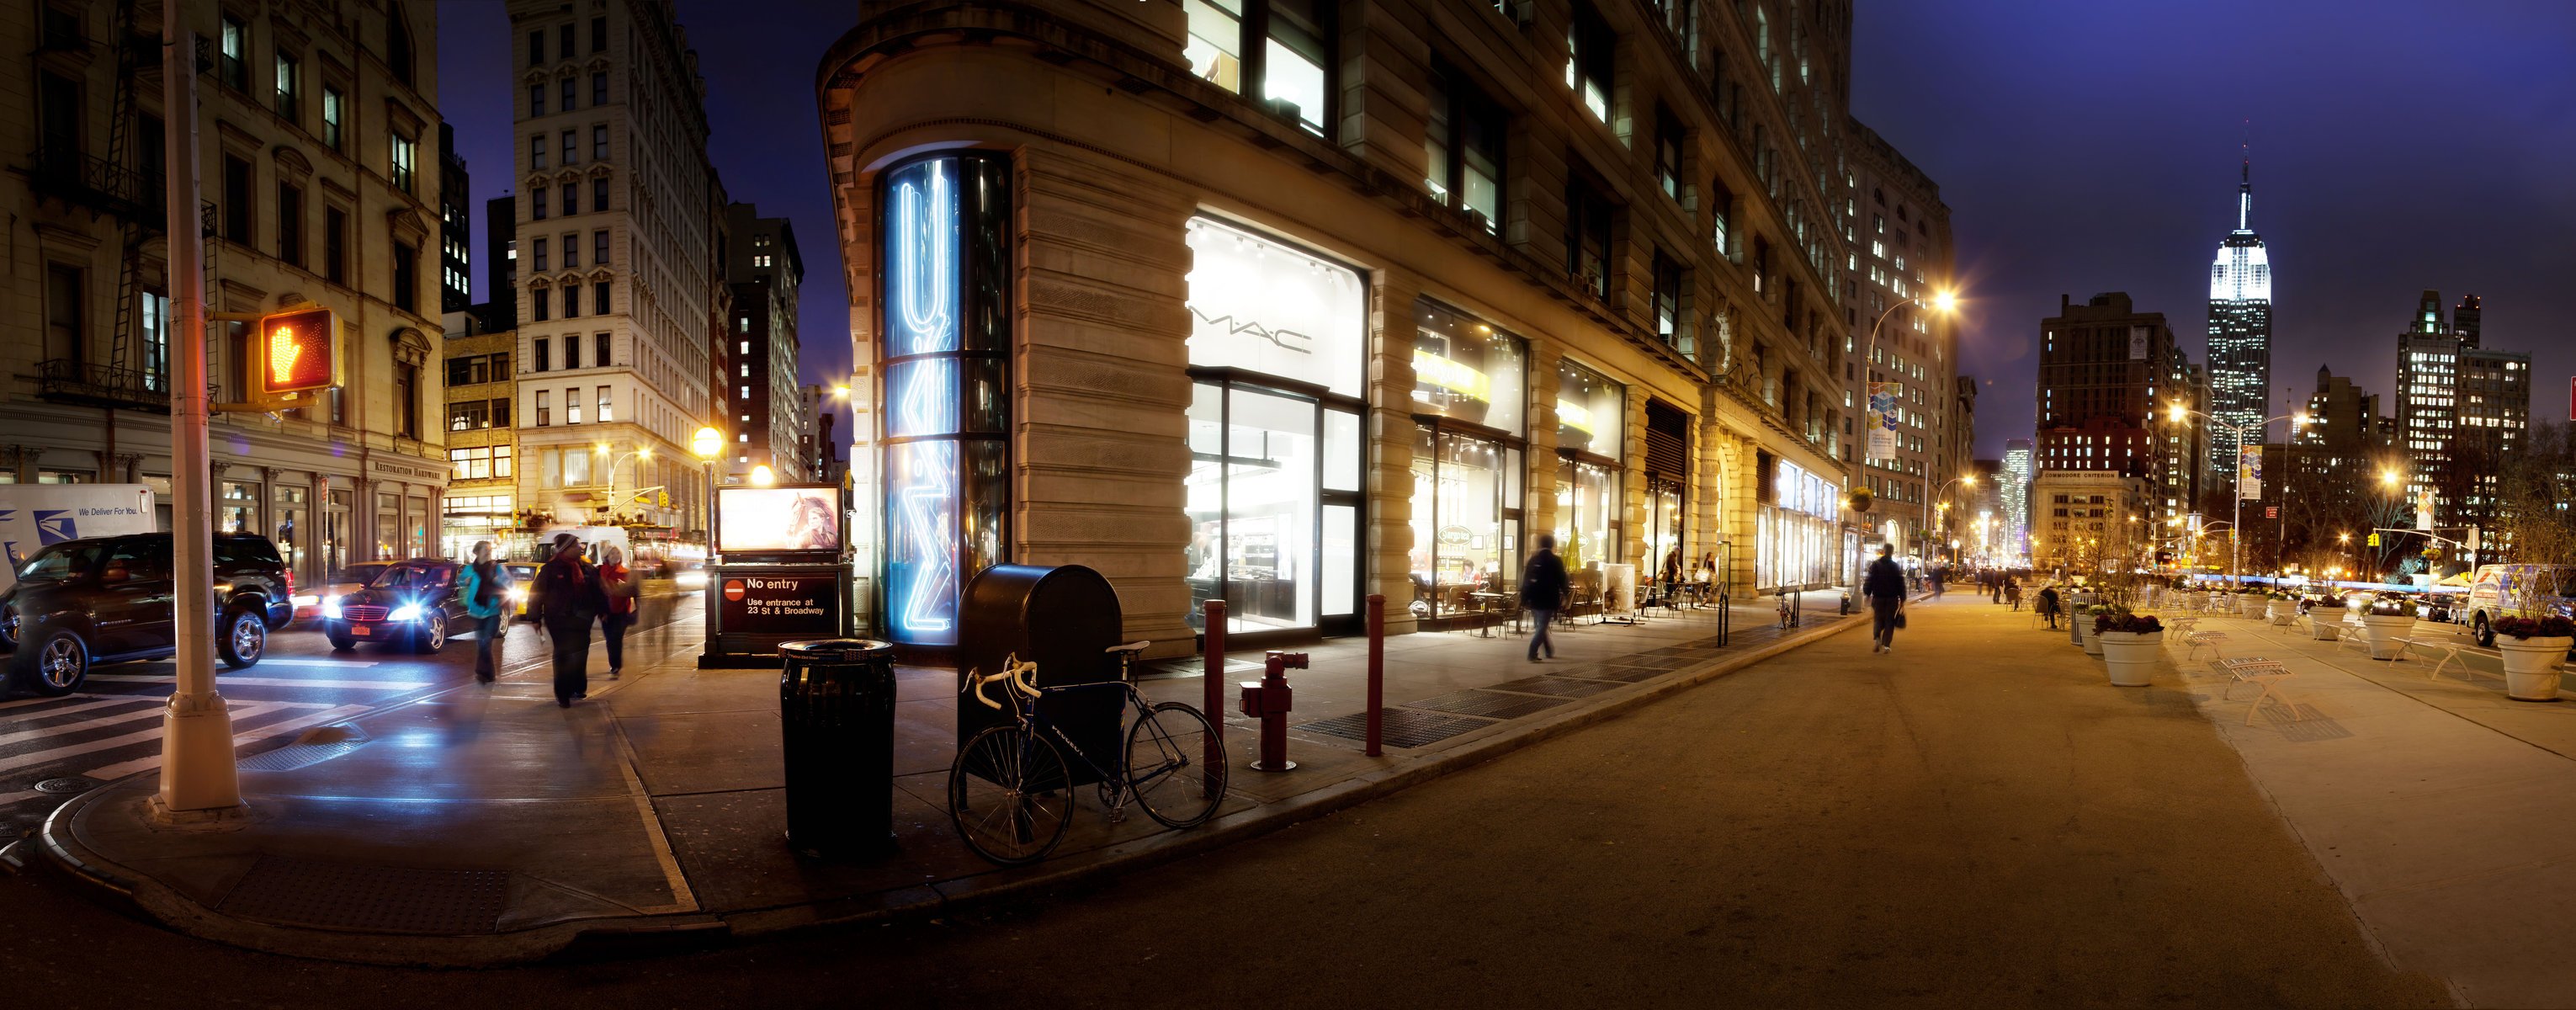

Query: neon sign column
879,155,1010,646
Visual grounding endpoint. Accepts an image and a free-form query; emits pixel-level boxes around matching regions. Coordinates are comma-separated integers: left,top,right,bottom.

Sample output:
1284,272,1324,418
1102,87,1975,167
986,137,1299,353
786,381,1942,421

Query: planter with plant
2238,592,2268,619
2080,604,2115,657
2265,591,2298,625
2358,598,2416,660
2493,615,2575,702
2094,612,2164,686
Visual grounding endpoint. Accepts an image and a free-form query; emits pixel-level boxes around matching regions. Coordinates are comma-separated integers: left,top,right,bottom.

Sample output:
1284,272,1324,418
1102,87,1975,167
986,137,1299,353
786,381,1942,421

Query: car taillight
283,568,296,597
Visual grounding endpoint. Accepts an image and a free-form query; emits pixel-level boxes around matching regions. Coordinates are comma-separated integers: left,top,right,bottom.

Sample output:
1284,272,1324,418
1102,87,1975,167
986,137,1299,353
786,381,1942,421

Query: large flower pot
2357,614,2413,660
2268,601,2297,625
2238,595,2267,619
2308,619,2340,641
2081,623,2106,657
2498,636,2572,702
2097,630,2163,686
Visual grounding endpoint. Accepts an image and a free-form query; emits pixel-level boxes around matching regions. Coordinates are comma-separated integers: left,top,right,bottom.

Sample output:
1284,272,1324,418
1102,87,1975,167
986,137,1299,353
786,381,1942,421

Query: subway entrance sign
257,306,339,400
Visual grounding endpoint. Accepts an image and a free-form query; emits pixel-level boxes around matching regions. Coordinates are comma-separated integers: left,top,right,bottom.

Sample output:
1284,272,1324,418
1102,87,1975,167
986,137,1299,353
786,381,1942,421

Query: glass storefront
219,481,259,534
375,492,399,560
1554,359,1623,462
876,152,1012,646
1554,460,1618,572
1408,300,1525,622
1646,476,1684,586
1183,216,1364,636
1758,456,1839,589
1552,359,1623,587
274,485,305,572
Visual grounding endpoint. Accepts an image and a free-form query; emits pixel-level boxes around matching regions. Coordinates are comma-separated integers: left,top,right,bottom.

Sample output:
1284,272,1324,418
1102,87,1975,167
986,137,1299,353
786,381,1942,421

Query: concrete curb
40,609,1871,966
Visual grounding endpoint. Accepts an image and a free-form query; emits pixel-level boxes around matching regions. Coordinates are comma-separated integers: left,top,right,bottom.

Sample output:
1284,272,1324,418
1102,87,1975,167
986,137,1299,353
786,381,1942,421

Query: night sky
443,3,2576,452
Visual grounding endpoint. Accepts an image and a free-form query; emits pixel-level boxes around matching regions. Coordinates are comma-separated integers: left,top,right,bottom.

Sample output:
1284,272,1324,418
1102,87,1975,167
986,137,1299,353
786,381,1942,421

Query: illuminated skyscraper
2206,157,2272,497
2002,439,2033,561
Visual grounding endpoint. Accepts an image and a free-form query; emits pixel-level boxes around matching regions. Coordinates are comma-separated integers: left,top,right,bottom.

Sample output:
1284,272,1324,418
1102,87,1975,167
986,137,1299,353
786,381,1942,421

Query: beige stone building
2031,469,2152,577
1840,119,1962,566
504,0,723,542
438,310,516,557
3,0,450,587
821,0,1929,654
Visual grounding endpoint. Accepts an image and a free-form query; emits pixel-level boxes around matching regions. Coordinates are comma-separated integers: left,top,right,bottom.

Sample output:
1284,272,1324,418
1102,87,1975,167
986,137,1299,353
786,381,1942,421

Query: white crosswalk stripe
83,704,372,779
0,699,170,748
87,674,435,691
0,702,289,776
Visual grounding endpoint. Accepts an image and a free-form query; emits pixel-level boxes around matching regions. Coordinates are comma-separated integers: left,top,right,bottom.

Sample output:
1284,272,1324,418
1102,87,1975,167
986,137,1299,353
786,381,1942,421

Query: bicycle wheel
1124,702,1226,828
948,725,1075,865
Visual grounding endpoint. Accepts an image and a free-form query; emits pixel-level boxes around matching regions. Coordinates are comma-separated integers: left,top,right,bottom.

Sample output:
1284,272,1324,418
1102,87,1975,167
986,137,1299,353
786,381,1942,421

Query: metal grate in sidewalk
1484,674,1622,699
1300,709,1495,749
1397,688,1573,720
220,856,508,934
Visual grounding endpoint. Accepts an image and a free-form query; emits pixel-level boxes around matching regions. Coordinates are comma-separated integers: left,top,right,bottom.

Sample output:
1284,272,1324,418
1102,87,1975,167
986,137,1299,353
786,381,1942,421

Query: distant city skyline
1851,1,2576,458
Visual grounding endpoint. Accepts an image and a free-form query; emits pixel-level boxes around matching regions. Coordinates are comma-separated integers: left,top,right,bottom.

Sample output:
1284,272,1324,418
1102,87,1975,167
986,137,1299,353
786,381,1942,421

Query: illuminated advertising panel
716,486,842,554
1184,217,1364,397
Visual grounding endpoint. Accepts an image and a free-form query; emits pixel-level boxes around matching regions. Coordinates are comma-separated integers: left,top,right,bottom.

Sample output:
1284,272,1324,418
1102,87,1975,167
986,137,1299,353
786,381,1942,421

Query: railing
37,359,173,412
26,146,164,225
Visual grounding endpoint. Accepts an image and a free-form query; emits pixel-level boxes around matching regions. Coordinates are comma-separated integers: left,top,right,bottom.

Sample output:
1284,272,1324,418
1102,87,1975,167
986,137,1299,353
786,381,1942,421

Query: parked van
2459,564,2576,646
0,484,157,595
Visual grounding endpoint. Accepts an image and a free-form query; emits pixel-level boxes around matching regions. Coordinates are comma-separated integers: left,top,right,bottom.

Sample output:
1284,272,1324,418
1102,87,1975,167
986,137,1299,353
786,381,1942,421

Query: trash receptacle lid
778,639,894,662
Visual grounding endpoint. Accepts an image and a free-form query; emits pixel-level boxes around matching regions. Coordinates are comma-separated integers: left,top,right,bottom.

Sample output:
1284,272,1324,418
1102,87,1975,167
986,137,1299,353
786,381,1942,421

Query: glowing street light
750,465,776,487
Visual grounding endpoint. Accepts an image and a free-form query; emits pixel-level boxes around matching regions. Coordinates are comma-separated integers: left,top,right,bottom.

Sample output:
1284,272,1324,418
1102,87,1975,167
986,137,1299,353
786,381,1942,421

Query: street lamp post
692,427,724,659
1849,290,1959,597
598,444,653,524
2169,404,2307,590
1926,474,1976,568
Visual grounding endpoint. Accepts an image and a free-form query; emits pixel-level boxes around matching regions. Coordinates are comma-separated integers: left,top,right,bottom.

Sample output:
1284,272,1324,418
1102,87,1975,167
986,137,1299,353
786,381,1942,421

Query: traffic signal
254,306,339,399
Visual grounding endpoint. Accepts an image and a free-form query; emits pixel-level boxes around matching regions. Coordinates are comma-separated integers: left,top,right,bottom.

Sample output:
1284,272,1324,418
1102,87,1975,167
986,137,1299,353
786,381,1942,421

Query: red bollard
1365,594,1384,757
1202,600,1225,798
1240,650,1304,772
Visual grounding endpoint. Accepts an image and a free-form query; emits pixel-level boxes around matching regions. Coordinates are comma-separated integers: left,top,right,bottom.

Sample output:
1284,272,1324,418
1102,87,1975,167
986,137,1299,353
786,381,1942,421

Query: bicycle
949,651,1229,866
1777,588,1802,629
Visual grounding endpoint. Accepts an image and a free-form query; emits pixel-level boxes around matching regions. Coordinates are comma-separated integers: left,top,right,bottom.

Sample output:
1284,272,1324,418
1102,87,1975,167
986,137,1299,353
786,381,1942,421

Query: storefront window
1758,456,1839,589
220,481,259,534
1646,477,1683,586
274,485,305,572
876,152,1012,646
375,492,399,560
1555,359,1623,460
1412,301,1524,433
1408,425,1521,621
1184,216,1365,637
1553,461,1618,573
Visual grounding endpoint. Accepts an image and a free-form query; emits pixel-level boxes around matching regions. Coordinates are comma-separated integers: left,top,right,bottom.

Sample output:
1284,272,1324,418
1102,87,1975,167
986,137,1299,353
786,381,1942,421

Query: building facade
2030,470,2151,576
2205,158,2271,497
506,0,721,540
440,310,516,556
2292,365,2391,539
821,0,1912,653
5,0,451,586
483,194,517,329
1842,120,1960,563
2000,437,2032,562
720,203,802,480
2035,293,2202,529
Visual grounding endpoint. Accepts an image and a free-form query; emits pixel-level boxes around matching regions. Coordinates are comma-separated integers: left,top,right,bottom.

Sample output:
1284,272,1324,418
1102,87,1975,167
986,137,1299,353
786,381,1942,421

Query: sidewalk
32,593,1862,965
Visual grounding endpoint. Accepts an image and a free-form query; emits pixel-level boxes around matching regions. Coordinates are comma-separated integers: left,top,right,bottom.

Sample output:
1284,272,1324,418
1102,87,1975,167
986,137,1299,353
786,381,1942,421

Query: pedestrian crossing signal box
255,306,340,401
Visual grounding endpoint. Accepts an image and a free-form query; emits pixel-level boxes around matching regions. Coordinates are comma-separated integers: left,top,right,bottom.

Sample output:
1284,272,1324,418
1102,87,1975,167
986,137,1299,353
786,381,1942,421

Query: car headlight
321,596,343,618
507,587,528,603
388,603,422,622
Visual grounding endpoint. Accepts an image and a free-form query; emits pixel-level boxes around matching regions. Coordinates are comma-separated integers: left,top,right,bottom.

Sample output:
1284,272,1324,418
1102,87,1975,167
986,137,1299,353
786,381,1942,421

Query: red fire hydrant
1240,651,1304,772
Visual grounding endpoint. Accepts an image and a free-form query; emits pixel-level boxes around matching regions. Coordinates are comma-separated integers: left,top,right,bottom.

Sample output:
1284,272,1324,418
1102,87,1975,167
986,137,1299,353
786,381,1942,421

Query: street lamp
692,426,724,552
1926,473,1975,566
751,464,776,487
599,444,653,524
2167,403,2307,589
1849,289,1961,593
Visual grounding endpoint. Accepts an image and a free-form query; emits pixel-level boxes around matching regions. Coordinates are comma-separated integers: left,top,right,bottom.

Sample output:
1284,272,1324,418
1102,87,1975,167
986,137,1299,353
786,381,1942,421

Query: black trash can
778,638,897,858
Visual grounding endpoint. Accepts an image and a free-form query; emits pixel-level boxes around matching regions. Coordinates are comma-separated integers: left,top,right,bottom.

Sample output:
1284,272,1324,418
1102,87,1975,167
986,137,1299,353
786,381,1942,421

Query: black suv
1,533,294,695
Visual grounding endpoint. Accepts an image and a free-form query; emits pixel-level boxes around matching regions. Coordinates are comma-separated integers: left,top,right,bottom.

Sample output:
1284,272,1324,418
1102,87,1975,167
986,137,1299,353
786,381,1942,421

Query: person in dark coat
1520,534,1570,662
2037,585,2063,630
1862,543,1908,654
528,533,606,707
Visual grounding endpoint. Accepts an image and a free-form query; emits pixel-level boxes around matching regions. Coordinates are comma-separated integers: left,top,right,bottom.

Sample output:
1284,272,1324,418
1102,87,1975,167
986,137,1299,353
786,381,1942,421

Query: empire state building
2206,159,2273,497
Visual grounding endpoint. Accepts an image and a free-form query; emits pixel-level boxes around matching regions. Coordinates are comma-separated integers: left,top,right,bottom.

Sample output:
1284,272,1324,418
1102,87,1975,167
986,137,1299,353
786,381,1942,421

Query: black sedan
321,560,474,653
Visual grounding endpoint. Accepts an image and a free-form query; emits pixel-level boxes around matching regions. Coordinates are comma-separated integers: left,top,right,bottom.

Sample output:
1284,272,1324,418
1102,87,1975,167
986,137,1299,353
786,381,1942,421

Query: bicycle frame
964,659,1190,815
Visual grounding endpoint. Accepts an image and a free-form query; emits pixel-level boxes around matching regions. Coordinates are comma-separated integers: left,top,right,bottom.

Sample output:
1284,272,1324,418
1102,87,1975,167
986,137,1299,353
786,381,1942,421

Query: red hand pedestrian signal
255,306,339,398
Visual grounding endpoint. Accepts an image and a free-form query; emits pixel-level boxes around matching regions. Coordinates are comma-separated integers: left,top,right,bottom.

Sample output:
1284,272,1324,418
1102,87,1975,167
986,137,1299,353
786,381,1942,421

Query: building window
1710,177,1734,260
562,285,579,318
598,386,613,423
44,264,84,366
559,22,574,58
560,77,576,114
562,231,579,268
592,177,609,212
592,229,609,266
394,362,418,439
592,124,608,161
321,87,344,150
1565,179,1612,301
1654,109,1683,200
595,332,610,367
1426,65,1506,232
387,4,414,86
532,286,550,322
561,183,577,219
220,15,248,90
565,335,580,370
560,130,576,167
528,28,545,66
533,238,549,272
529,83,544,117
531,134,546,170
592,15,608,52
324,206,348,284
390,131,416,194
536,389,550,426
534,338,550,372
1652,251,1683,343
276,183,303,267
1565,2,1614,121
566,387,582,425
594,281,610,316
393,242,417,312
592,72,607,106
274,51,301,122
533,188,548,220
1183,0,1331,136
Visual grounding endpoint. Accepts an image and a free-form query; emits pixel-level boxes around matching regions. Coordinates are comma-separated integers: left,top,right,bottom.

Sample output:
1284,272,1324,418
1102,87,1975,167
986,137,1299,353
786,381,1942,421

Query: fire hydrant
1240,651,1304,772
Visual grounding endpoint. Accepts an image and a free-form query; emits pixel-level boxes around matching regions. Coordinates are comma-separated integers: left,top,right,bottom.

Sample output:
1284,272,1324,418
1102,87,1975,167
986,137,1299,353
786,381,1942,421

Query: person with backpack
459,540,511,684
1862,543,1907,654
1520,534,1570,662
598,545,639,678
528,533,607,707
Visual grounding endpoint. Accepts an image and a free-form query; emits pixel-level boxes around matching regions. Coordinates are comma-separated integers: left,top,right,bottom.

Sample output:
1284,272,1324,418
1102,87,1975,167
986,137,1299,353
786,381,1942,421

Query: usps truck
0,484,159,594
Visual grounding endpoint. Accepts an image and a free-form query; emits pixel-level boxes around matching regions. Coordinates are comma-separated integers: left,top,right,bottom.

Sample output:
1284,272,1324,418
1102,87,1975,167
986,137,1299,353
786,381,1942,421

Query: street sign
2265,506,2277,519
253,306,339,399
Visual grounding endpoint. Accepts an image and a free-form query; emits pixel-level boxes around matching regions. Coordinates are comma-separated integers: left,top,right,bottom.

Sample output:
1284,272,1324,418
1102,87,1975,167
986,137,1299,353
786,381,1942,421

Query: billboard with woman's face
717,486,842,554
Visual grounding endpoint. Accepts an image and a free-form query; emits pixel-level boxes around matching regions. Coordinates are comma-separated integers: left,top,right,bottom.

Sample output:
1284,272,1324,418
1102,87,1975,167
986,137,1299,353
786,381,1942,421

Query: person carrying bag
598,545,639,678
528,533,608,707
1862,543,1907,655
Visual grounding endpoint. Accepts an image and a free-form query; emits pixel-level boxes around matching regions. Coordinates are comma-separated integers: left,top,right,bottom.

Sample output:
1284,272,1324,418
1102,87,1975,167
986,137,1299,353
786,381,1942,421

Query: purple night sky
442,2,2576,450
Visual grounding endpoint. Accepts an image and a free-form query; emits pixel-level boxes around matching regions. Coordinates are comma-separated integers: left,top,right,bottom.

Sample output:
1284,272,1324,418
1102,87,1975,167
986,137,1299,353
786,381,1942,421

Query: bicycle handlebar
963,656,1042,710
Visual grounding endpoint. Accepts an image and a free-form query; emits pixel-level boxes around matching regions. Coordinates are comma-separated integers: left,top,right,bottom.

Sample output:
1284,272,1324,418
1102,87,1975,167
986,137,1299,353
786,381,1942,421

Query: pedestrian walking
1863,544,1906,654
1521,534,1570,662
1930,563,1946,599
528,533,607,707
459,540,511,684
599,545,639,678
2006,579,2024,611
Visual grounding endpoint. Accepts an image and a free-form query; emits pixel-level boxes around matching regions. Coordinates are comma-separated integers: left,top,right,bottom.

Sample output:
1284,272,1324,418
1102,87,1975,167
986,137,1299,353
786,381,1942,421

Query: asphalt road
0,592,698,843
0,596,2453,1008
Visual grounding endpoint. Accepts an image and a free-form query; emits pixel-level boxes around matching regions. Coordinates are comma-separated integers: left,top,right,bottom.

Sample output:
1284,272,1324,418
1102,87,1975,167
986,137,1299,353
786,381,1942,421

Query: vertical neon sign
880,156,1006,646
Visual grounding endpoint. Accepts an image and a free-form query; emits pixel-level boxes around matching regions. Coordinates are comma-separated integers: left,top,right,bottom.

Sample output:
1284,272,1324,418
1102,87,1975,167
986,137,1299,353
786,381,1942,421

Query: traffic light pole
155,15,245,821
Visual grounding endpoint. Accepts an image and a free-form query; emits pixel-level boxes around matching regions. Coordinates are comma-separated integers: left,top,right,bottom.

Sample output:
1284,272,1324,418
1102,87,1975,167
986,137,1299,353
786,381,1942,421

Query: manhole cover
32,779,90,795
1300,710,1495,749
1398,689,1571,720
